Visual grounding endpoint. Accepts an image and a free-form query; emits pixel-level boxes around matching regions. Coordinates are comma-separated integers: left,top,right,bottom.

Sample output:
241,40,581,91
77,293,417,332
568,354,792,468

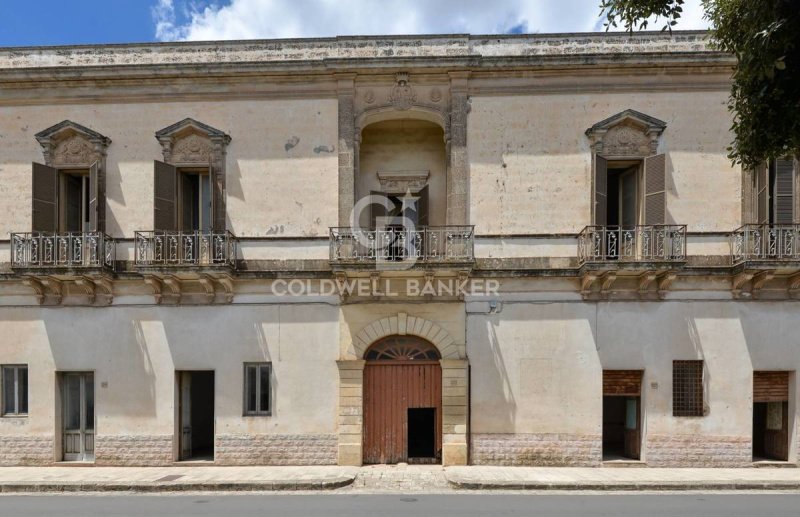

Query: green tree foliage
600,0,799,169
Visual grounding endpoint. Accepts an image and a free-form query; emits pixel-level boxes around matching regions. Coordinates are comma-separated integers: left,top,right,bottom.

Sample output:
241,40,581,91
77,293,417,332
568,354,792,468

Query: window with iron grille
2,365,28,416
673,360,704,417
243,363,271,416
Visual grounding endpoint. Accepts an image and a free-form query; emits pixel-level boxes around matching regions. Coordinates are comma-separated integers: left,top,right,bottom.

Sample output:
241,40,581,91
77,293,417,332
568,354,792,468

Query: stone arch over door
337,312,469,467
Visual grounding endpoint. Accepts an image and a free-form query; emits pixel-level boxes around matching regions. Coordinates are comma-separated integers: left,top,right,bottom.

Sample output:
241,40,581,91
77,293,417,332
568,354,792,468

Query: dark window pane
65,375,81,430
246,366,257,413
3,367,15,414
259,366,270,413
85,374,94,431
17,367,28,414
64,174,83,232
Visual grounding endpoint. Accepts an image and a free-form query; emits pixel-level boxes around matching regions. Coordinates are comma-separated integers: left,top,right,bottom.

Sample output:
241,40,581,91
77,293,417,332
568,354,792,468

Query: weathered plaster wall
468,90,740,235
467,300,800,466
0,98,338,239
0,303,339,465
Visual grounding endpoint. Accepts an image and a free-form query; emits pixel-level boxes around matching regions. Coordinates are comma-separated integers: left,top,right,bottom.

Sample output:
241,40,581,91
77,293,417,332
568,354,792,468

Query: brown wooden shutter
753,371,789,402
643,154,666,225
88,161,99,232
211,162,225,231
603,370,643,396
594,155,608,226
154,160,177,231
756,162,769,224
32,162,58,232
774,158,795,224
416,185,429,227
370,190,387,229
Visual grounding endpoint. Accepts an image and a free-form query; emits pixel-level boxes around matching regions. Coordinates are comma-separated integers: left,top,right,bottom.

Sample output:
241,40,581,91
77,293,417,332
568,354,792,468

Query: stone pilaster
336,359,365,466
441,358,469,466
337,74,357,226
446,72,469,226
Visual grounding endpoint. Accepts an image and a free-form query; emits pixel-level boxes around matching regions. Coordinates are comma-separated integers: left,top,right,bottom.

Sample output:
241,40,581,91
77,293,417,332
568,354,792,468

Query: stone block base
471,433,601,466
0,435,53,466
95,435,173,466
215,434,337,465
646,434,751,467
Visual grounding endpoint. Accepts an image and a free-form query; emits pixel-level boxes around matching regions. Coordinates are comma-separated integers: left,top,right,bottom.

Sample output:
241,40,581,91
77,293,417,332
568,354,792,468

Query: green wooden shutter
32,162,58,232
774,158,795,224
154,160,177,231
643,154,666,225
594,155,608,226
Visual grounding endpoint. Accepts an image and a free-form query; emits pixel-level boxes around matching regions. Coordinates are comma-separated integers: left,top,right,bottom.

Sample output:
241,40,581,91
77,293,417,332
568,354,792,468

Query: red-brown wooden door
363,361,442,464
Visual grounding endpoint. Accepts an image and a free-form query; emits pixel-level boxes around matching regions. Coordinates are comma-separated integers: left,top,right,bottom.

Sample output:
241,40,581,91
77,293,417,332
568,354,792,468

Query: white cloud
152,0,711,42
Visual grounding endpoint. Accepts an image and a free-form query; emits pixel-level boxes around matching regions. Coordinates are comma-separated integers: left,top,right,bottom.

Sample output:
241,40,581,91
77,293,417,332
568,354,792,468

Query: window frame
243,362,272,417
672,360,704,417
2,364,29,417
58,169,91,233
177,167,212,233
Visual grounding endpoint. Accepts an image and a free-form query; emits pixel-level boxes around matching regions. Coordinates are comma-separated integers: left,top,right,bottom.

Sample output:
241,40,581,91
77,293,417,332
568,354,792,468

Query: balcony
11,232,115,271
329,226,474,268
731,224,800,265
578,225,687,265
134,230,238,269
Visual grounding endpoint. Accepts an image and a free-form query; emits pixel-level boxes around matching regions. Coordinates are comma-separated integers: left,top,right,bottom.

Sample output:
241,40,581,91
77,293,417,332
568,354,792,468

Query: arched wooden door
363,336,442,464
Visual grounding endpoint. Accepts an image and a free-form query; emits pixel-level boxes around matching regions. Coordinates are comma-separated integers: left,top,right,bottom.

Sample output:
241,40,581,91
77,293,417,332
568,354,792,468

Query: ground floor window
244,363,271,416
673,360,704,417
2,365,28,416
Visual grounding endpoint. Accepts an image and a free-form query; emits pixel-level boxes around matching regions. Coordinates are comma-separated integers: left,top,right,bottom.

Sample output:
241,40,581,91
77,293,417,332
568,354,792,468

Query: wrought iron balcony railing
11,232,115,269
330,226,474,264
135,230,238,268
578,225,687,264
731,224,800,263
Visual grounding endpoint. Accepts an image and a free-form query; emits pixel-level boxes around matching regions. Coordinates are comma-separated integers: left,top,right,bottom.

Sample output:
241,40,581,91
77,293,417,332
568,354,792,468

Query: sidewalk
0,466,357,493
445,466,800,491
1,465,800,493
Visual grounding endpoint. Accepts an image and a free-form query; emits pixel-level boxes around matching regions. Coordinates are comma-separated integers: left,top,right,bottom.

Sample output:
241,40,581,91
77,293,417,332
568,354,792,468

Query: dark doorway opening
753,401,789,461
602,396,640,461
407,408,436,462
179,371,215,461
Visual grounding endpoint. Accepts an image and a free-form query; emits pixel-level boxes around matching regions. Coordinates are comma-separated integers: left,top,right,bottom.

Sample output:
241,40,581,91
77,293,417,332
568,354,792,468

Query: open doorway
602,370,643,462
407,407,436,463
753,371,790,462
606,162,641,228
178,371,215,461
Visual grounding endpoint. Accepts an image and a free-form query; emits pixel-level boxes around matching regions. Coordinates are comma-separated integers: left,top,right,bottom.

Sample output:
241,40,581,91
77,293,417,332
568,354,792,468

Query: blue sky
0,0,710,47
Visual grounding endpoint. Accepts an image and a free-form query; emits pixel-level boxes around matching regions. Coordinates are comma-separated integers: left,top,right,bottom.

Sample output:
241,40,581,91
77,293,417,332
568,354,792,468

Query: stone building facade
0,31,798,467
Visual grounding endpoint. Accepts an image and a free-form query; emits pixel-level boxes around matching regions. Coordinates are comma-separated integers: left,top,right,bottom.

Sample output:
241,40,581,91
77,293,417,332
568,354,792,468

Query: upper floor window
154,118,231,233
753,158,798,225
32,121,111,233
2,365,28,416
586,110,667,227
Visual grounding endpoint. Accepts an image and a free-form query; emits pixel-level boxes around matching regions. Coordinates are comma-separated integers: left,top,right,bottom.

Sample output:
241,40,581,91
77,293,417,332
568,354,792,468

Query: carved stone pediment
155,118,230,166
377,170,430,193
35,120,111,167
586,109,666,156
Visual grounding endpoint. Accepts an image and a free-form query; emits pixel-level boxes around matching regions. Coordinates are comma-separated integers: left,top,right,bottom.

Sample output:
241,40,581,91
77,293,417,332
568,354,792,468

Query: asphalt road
0,494,799,517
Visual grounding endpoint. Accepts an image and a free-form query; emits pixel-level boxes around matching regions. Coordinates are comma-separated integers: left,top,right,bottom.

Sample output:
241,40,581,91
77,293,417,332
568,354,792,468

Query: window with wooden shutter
32,163,59,232
643,154,666,225
755,163,769,224
773,158,795,224
154,160,177,231
594,155,608,225
88,161,99,232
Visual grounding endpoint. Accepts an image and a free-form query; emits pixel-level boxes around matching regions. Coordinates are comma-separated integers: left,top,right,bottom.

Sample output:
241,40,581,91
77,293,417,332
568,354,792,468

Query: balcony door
61,372,95,462
371,186,429,229
32,162,99,233
179,169,212,232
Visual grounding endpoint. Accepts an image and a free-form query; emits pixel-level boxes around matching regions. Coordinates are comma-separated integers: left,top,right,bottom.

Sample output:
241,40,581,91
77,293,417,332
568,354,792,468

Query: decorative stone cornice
586,109,667,156
35,120,111,167
377,170,429,193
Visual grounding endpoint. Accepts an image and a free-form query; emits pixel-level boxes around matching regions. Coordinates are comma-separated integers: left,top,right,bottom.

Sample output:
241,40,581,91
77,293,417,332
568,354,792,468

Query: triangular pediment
35,120,111,146
586,109,667,136
155,118,230,143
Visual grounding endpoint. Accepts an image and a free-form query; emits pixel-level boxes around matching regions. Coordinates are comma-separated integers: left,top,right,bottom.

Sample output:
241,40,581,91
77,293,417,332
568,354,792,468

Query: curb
447,479,800,491
0,476,355,493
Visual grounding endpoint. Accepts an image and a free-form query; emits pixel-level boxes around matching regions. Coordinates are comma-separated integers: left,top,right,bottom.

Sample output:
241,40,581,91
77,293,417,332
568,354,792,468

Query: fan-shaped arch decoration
365,335,441,361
